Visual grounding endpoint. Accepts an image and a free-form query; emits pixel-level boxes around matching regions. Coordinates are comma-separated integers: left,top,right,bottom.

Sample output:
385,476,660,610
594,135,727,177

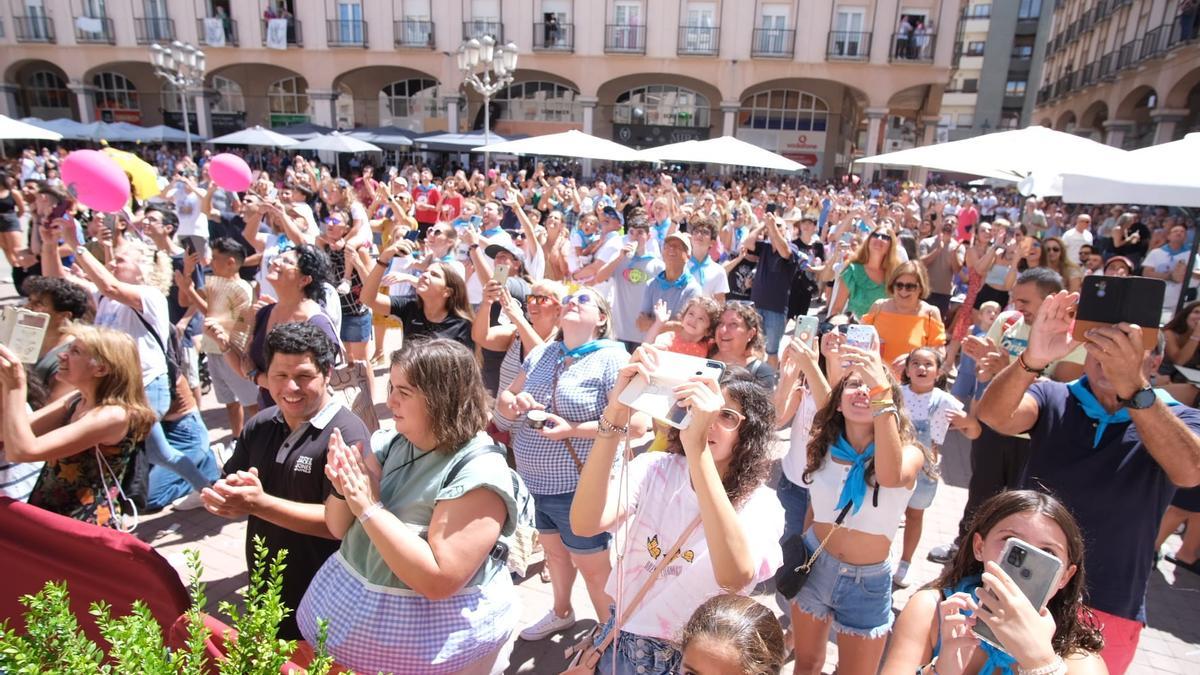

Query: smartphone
0,307,50,364
793,315,819,350
49,199,71,222
1071,276,1163,350
765,203,778,215
183,238,197,256
972,537,1064,650
844,324,879,351
492,262,510,286
617,353,727,429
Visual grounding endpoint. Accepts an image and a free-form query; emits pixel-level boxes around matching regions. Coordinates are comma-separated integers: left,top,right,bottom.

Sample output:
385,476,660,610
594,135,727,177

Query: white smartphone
843,324,879,351
617,352,726,429
493,262,510,286
972,537,1064,650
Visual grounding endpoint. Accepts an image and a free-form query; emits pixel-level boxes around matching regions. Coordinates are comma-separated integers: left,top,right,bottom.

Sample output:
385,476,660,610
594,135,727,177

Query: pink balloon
208,153,252,192
61,149,130,213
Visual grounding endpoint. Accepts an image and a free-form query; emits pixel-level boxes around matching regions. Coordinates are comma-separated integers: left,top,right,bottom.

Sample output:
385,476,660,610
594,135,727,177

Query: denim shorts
777,473,811,543
340,309,373,343
907,471,939,510
593,605,681,675
757,308,788,356
793,529,894,638
533,491,611,554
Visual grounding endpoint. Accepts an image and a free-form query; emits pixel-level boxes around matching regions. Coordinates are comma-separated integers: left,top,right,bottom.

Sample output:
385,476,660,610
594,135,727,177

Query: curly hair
265,321,340,376
929,490,1105,658
390,338,490,453
662,367,775,508
679,295,721,342
21,275,93,322
293,243,333,303
802,369,919,487
716,302,765,359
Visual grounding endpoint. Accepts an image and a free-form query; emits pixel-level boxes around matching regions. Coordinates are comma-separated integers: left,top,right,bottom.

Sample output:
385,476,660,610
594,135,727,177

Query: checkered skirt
297,551,518,674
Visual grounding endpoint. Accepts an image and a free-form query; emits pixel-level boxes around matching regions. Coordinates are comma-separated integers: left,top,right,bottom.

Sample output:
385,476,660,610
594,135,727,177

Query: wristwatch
1118,386,1156,410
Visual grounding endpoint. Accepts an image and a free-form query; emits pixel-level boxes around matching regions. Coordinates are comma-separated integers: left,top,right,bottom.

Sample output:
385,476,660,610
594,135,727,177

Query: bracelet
598,413,630,436
358,501,385,524
869,398,895,408
872,406,900,422
1017,656,1066,675
867,384,890,400
1017,352,1048,376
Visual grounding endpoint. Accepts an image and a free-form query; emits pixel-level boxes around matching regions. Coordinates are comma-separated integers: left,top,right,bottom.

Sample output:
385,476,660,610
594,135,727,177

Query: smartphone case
617,353,726,429
972,537,1064,650
1071,276,1163,350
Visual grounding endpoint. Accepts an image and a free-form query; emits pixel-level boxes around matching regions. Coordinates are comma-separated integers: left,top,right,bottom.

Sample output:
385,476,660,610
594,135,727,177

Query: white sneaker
172,491,206,511
927,543,959,564
893,560,911,588
519,609,576,641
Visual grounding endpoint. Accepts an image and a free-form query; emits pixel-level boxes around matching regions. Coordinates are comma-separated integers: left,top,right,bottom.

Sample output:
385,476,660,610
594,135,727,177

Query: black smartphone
765,203,778,215
183,238,197,256
1072,275,1163,350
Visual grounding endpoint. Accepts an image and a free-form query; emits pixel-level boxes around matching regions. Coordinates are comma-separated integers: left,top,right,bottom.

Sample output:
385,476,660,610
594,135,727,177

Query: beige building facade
3,0,958,177
1034,0,1200,148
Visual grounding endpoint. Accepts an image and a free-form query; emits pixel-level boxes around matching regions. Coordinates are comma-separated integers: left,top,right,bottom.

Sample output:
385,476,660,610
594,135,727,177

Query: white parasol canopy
208,125,299,147
417,131,509,152
0,115,63,141
1061,132,1200,207
637,135,807,171
291,131,383,154
473,129,642,162
855,126,1127,196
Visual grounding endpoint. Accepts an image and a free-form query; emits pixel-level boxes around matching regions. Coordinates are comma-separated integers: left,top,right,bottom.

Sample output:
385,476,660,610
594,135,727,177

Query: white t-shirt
690,256,730,298
605,452,783,641
1061,228,1093,263
590,232,625,300
782,388,819,483
94,286,169,385
174,189,209,239
900,385,963,451
1142,246,1197,320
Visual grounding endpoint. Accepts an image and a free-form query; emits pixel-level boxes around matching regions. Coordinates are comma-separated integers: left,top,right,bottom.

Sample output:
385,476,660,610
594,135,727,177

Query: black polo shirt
223,401,371,639
1024,380,1200,621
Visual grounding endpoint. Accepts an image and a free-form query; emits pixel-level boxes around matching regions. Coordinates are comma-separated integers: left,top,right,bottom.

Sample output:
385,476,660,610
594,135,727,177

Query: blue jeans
757,307,788,356
593,605,681,675
534,491,611,554
144,374,212,492
777,473,811,543
147,411,218,510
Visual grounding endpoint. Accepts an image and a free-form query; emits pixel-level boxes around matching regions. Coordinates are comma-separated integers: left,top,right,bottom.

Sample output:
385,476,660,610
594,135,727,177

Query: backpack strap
131,308,168,357
440,443,513,563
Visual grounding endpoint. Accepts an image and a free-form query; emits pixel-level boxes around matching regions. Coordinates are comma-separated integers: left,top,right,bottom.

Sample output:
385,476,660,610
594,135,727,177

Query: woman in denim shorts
789,342,925,675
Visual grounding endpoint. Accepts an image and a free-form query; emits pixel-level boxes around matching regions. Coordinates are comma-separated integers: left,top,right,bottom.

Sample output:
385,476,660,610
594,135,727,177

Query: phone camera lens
1021,568,1032,579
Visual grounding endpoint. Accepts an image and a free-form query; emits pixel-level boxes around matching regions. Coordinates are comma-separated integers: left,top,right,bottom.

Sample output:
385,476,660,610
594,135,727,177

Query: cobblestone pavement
2,257,1198,674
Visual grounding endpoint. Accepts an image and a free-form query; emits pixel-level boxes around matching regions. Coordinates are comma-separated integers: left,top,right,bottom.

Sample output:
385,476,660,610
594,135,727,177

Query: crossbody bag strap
594,514,703,655
131,307,168,356
549,356,585,473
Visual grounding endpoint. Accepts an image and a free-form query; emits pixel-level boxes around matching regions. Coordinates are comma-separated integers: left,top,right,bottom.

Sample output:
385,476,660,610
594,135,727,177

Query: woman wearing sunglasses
493,286,630,643
831,227,904,321
1033,236,1081,292
570,356,783,674
862,261,947,370
474,278,566,396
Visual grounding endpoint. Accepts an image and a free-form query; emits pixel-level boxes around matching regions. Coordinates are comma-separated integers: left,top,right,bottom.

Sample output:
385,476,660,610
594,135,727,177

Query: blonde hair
116,237,172,294
63,324,156,442
851,226,903,280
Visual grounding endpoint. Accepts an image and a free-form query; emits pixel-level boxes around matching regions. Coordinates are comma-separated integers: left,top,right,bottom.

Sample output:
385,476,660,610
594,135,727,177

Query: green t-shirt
338,430,518,590
842,263,887,320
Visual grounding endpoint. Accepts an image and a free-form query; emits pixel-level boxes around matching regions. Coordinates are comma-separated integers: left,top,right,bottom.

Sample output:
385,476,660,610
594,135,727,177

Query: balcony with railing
532,22,572,51
326,19,367,47
1140,25,1168,59
394,19,434,48
605,24,646,53
1116,39,1140,69
751,28,794,57
1079,61,1097,87
1098,52,1115,79
261,18,302,46
827,31,871,60
677,25,719,55
462,20,502,41
135,17,176,44
14,15,55,42
196,18,238,46
890,32,934,62
74,16,115,43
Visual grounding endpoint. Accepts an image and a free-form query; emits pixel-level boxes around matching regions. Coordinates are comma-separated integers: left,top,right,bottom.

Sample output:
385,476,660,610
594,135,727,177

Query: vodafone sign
736,129,828,175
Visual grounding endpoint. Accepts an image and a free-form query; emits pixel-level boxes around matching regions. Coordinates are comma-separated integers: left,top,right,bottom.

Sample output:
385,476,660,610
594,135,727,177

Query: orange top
862,306,946,365
653,331,712,358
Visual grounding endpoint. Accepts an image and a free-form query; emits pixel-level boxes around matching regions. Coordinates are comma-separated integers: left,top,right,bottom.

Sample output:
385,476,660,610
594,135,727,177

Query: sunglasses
528,294,559,307
514,232,527,240
1045,246,1061,253
323,217,345,227
870,232,892,241
893,282,921,292
562,293,597,307
715,408,746,431
726,299,755,308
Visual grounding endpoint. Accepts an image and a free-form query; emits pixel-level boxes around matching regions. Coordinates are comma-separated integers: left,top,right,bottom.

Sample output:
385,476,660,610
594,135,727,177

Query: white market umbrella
21,117,97,141
348,130,414,147
0,115,63,142
1061,132,1200,207
474,129,641,162
208,125,299,147
855,126,1127,196
638,135,807,172
417,131,509,152
139,124,205,143
292,131,383,154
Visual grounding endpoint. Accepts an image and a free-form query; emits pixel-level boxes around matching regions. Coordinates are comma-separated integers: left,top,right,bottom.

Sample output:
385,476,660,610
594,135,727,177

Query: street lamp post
457,35,518,171
150,40,206,158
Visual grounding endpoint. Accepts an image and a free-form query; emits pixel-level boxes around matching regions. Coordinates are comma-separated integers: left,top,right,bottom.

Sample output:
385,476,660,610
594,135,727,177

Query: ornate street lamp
457,34,518,170
150,40,206,157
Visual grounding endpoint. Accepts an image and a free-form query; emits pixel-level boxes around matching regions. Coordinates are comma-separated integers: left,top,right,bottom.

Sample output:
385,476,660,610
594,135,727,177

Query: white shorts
206,352,259,406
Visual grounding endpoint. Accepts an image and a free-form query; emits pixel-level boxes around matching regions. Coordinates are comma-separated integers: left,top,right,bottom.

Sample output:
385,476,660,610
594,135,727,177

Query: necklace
384,440,437,480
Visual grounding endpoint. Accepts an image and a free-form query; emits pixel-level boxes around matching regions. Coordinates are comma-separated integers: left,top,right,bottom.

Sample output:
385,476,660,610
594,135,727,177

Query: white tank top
807,455,914,538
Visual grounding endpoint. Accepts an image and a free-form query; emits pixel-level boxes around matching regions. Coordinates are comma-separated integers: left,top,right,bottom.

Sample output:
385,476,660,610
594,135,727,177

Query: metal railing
1080,61,1097,87
462,20,502,41
1140,25,1168,59
751,28,794,57
326,19,367,47
394,19,434,48
74,16,115,43
134,17,176,44
677,25,719,55
890,32,935,61
1116,39,1140,69
605,24,646,53
1098,52,1116,79
261,18,302,46
532,22,572,50
827,31,871,59
196,18,238,46
14,15,55,42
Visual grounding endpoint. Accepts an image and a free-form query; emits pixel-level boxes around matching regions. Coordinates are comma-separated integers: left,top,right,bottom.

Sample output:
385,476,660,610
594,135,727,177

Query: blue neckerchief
481,226,504,238
575,228,597,248
1162,244,1186,256
830,435,875,515
629,253,656,263
1067,376,1179,447
733,226,747,252
438,252,455,264
688,255,712,280
949,575,1018,675
653,218,671,243
560,339,622,363
655,270,693,291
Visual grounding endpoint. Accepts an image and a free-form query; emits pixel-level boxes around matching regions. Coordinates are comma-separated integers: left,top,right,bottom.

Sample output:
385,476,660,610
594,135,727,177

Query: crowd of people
1,142,1198,675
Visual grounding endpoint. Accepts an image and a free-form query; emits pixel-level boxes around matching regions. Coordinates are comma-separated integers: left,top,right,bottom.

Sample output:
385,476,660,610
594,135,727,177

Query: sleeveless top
807,454,913,537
